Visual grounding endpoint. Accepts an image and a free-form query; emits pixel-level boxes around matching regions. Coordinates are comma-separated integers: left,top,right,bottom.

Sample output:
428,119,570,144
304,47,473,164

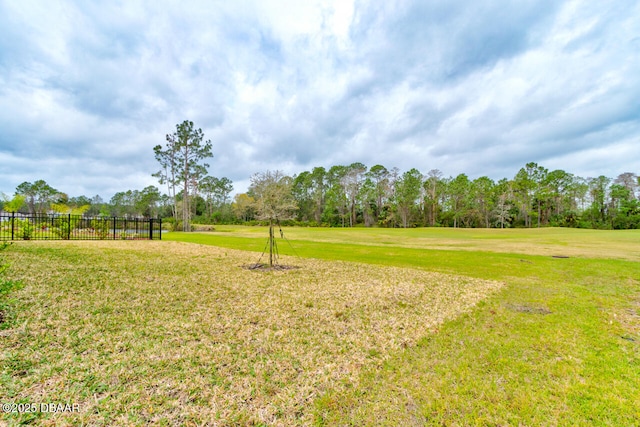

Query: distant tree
528,165,549,227
292,169,329,224
249,170,297,266
366,165,391,224
614,172,638,200
358,176,377,226
232,193,256,222
544,169,574,219
423,169,443,226
55,192,69,205
51,202,90,215
199,176,217,218
609,184,629,215
136,186,162,217
570,176,590,212
447,174,471,228
587,175,611,226
292,167,328,224
471,176,495,228
343,162,367,227
492,179,514,229
494,196,511,228
154,120,213,231
213,177,233,208
394,168,423,228
88,195,105,216
153,135,179,222
106,186,161,218
609,185,640,229
199,176,233,221
1,194,26,213
310,167,326,223
323,166,349,227
512,162,546,227
292,171,314,222
68,195,92,209
15,180,58,214
110,191,137,217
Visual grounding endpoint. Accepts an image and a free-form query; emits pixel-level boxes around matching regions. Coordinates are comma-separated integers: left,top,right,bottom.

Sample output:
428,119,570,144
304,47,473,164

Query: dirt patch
507,304,552,315
243,263,300,271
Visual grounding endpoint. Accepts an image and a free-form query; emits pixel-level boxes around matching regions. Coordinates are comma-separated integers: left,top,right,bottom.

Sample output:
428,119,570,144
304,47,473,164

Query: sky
1,0,639,200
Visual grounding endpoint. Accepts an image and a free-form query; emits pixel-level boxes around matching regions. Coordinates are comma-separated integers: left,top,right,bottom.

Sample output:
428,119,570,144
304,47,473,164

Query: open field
1,240,500,426
1,227,639,425
172,225,640,261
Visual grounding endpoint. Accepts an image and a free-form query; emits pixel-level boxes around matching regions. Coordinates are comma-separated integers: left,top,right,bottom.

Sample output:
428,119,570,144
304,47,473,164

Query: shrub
192,224,215,232
169,220,194,232
17,219,33,240
91,218,111,239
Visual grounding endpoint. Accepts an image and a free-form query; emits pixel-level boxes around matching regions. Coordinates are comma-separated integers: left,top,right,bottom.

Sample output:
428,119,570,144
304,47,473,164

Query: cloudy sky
1,0,639,200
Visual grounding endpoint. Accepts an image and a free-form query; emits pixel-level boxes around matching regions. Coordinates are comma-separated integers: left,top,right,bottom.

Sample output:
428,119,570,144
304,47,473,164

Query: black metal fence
0,212,162,241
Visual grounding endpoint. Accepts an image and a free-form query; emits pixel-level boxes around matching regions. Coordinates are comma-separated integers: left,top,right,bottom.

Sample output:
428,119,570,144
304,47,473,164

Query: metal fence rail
0,212,162,241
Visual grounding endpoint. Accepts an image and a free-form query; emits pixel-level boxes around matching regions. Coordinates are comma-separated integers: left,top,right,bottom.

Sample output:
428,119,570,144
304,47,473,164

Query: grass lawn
1,227,639,425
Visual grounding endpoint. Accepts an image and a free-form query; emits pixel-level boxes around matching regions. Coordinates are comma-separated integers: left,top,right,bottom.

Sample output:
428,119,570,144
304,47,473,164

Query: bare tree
250,171,297,266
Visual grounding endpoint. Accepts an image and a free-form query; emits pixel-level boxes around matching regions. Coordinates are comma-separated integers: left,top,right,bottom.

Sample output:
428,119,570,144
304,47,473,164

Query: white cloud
0,0,638,198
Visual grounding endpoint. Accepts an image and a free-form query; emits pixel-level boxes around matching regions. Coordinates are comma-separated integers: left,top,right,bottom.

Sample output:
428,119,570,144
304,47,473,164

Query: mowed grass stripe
163,231,610,281
165,229,640,426
182,226,640,261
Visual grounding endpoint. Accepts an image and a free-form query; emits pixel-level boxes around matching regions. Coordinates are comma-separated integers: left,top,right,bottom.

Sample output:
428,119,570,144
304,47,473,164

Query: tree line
2,120,639,230
0,178,235,225
1,179,167,218
3,164,638,230
232,163,639,230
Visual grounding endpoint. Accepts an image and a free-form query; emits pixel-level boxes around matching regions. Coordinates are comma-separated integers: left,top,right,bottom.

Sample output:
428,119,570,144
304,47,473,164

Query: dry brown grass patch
2,241,503,426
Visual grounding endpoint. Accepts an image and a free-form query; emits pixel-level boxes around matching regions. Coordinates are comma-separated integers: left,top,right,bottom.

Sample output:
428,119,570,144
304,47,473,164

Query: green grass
164,227,640,425
0,242,23,331
1,227,639,425
166,225,640,261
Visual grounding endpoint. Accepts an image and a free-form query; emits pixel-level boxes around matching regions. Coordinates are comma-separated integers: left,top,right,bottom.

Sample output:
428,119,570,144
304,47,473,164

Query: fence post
67,214,71,240
149,218,153,240
113,217,116,240
159,218,162,240
11,211,15,241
